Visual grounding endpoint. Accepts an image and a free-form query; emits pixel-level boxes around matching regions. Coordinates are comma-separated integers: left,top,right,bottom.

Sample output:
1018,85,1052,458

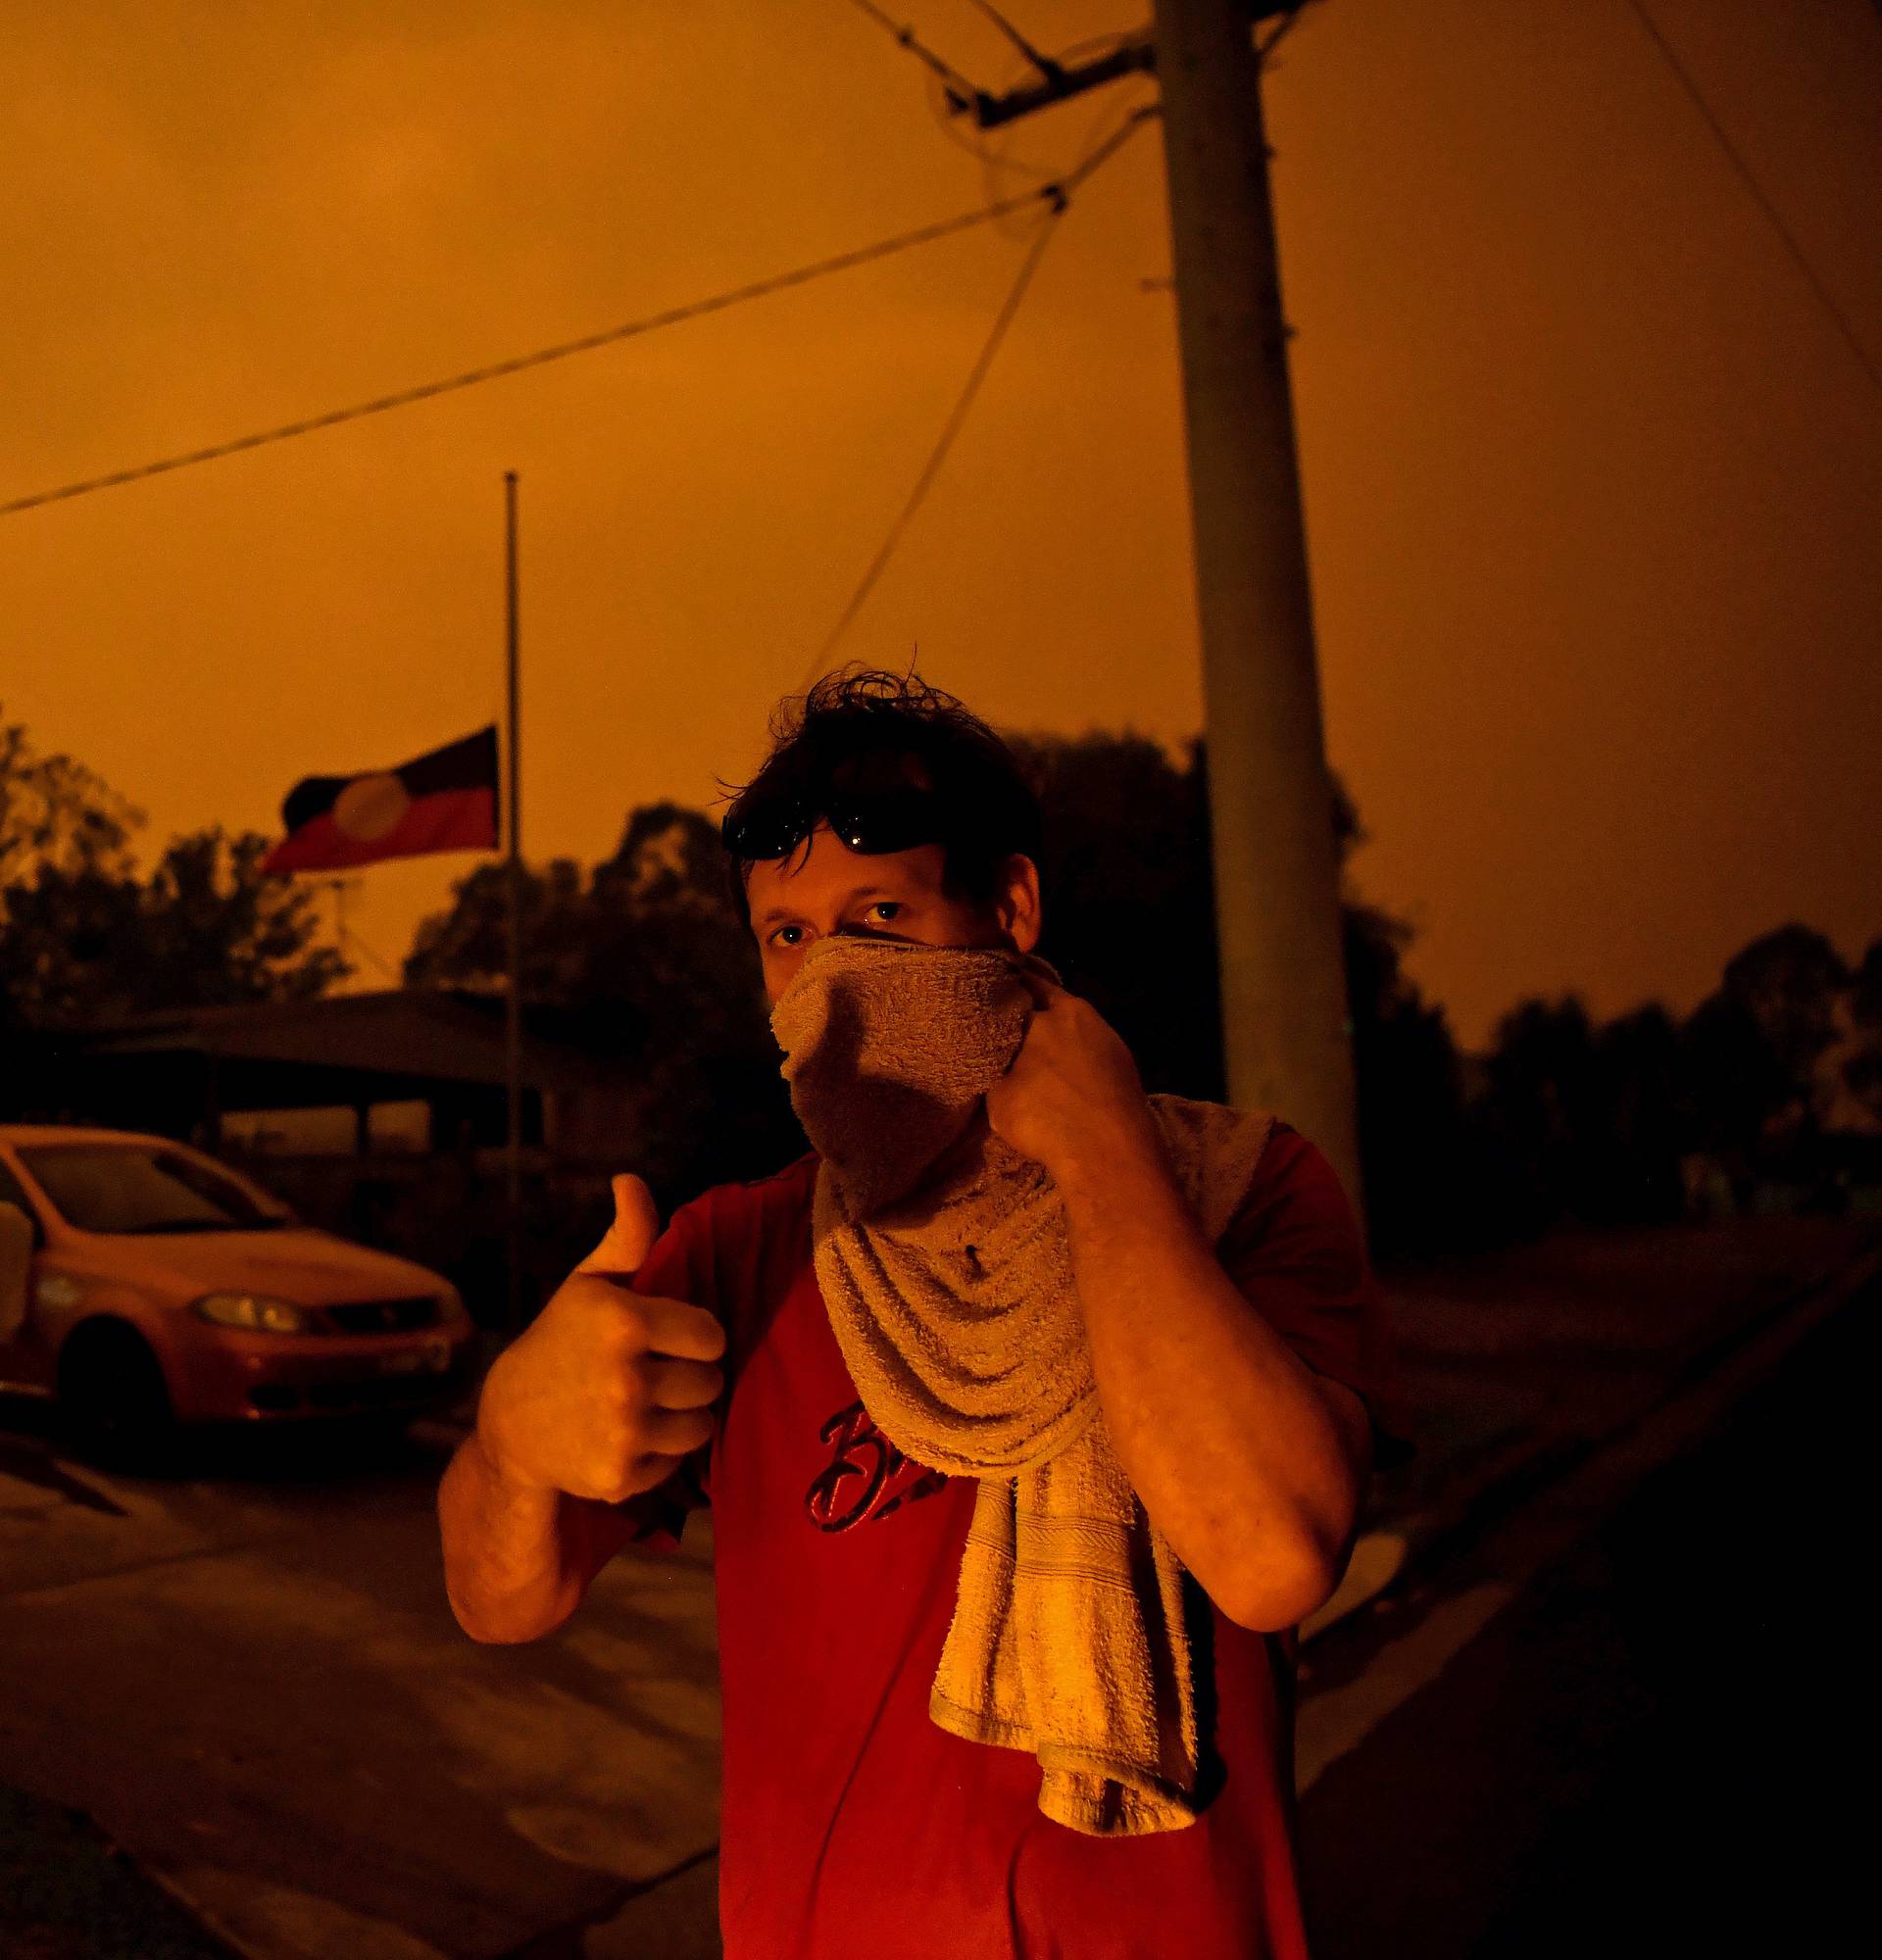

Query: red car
0,1125,478,1462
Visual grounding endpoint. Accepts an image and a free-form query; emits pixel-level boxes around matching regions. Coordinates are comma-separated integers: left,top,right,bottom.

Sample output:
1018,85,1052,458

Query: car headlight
191,1291,312,1334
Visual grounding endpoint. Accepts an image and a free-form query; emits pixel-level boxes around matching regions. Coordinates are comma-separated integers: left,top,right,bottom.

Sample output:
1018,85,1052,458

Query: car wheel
58,1321,180,1473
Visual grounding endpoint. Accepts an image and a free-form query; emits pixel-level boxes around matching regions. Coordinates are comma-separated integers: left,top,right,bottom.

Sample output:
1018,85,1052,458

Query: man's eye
768,903,901,952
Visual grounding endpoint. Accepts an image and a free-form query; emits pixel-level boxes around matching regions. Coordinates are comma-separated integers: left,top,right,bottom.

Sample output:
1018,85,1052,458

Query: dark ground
3,1232,1870,1959
0,1784,244,1960
1296,1266,1873,1957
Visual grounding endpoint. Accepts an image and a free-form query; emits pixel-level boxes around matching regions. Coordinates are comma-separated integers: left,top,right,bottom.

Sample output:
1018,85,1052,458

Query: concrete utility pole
1149,0,1362,1220
503,470,525,1334
953,1,1365,1223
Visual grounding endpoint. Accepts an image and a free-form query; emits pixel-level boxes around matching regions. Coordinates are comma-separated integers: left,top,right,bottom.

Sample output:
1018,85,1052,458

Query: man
438,669,1403,1957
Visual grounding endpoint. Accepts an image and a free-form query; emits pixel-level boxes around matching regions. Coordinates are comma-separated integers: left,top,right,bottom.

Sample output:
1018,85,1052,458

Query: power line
840,0,983,102
341,924,401,983
320,875,401,982
798,215,1061,692
964,2,1062,79
1621,0,1882,400
1,184,1067,520
798,106,1157,691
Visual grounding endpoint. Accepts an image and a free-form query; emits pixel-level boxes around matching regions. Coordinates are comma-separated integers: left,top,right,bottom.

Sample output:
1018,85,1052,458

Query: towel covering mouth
768,930,1276,1835
770,931,1100,1477
769,930,1052,1220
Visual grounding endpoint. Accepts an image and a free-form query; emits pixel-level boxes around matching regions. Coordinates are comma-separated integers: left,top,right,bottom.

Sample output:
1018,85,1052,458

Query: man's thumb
576,1172,660,1277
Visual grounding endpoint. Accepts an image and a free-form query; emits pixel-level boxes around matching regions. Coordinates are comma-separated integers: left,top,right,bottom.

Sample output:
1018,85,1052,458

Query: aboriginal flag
261,727,500,874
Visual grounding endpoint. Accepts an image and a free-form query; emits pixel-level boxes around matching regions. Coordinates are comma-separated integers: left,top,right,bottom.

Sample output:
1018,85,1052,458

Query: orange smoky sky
5,0,1879,1052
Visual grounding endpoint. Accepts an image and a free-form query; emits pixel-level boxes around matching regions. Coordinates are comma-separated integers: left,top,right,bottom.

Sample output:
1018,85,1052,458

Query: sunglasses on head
720,784,953,862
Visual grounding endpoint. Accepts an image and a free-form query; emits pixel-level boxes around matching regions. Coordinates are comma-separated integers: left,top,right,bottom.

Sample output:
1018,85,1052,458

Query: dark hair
715,665,1044,933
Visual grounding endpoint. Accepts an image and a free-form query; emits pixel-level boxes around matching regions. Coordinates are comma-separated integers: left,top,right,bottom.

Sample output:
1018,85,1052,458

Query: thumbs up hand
474,1172,726,1504
573,1173,662,1278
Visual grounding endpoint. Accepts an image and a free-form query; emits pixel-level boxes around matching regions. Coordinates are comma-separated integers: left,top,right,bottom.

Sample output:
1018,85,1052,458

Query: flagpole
504,470,523,1337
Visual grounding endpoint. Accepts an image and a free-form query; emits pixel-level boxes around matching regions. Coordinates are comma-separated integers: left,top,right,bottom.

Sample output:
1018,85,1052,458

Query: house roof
50,989,622,1093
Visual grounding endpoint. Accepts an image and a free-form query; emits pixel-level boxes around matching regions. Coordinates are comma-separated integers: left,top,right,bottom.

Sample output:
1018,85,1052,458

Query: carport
18,989,635,1161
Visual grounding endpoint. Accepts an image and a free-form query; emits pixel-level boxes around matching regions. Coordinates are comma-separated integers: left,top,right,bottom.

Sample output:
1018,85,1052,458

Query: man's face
746,822,1040,1008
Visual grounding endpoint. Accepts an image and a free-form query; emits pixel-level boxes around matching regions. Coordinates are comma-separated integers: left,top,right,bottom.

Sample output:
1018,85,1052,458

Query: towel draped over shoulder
771,933,1275,1835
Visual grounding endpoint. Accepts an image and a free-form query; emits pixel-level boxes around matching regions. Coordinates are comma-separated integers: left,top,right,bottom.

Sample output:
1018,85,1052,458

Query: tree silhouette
13,709,1872,1246
1675,992,1788,1172
2,710,342,1045
1461,921,1877,1232
1466,996,1602,1237
1005,731,1224,1102
1720,923,1849,1116
1843,938,1882,1129
0,712,139,888
401,730,1878,1244
403,856,596,1005
402,741,1466,1246
999,730,1466,1255
1587,1004,1685,1223
1,824,343,1030
405,802,798,1203
136,829,345,1007
1342,895,1469,1252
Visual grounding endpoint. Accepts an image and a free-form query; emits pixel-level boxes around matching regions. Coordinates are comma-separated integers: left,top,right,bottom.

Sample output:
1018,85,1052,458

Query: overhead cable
1,185,1065,520
797,215,1062,693
1622,0,1881,400
340,923,402,983
798,106,1157,691
964,2,1063,79
841,0,983,102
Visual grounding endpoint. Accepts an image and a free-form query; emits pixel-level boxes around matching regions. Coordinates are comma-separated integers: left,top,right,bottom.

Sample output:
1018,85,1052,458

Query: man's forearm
438,1427,589,1643
1055,1128,1362,1632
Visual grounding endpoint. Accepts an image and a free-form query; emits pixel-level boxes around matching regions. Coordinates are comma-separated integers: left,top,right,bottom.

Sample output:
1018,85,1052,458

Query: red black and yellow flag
262,726,500,874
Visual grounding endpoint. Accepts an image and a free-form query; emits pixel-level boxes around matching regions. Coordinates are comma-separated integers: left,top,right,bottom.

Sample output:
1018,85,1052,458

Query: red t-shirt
616,1122,1401,1960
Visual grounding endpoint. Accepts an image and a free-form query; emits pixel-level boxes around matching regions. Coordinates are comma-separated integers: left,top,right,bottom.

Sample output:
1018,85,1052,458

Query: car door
0,1155,45,1377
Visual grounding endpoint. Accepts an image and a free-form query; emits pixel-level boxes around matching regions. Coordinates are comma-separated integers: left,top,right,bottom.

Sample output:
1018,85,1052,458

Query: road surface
1294,1260,1874,1955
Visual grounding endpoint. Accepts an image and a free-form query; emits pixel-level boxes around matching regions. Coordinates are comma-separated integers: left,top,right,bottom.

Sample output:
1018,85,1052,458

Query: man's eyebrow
754,886,904,931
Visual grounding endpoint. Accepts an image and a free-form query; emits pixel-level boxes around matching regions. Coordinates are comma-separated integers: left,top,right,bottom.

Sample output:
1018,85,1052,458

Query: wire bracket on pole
951,2,1300,130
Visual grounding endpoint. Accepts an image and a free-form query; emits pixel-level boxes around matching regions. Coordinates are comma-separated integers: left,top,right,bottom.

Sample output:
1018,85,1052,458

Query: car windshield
16,1145,294,1236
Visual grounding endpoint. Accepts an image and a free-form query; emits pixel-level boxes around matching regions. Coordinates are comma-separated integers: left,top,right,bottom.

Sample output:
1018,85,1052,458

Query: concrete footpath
1294,1224,1881,1954
4,1212,1877,1959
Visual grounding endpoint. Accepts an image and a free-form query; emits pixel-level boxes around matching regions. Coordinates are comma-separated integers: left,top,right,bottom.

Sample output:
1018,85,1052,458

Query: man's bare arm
435,1174,722,1644
438,1427,642,1643
983,966,1371,1630
1056,1132,1369,1635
